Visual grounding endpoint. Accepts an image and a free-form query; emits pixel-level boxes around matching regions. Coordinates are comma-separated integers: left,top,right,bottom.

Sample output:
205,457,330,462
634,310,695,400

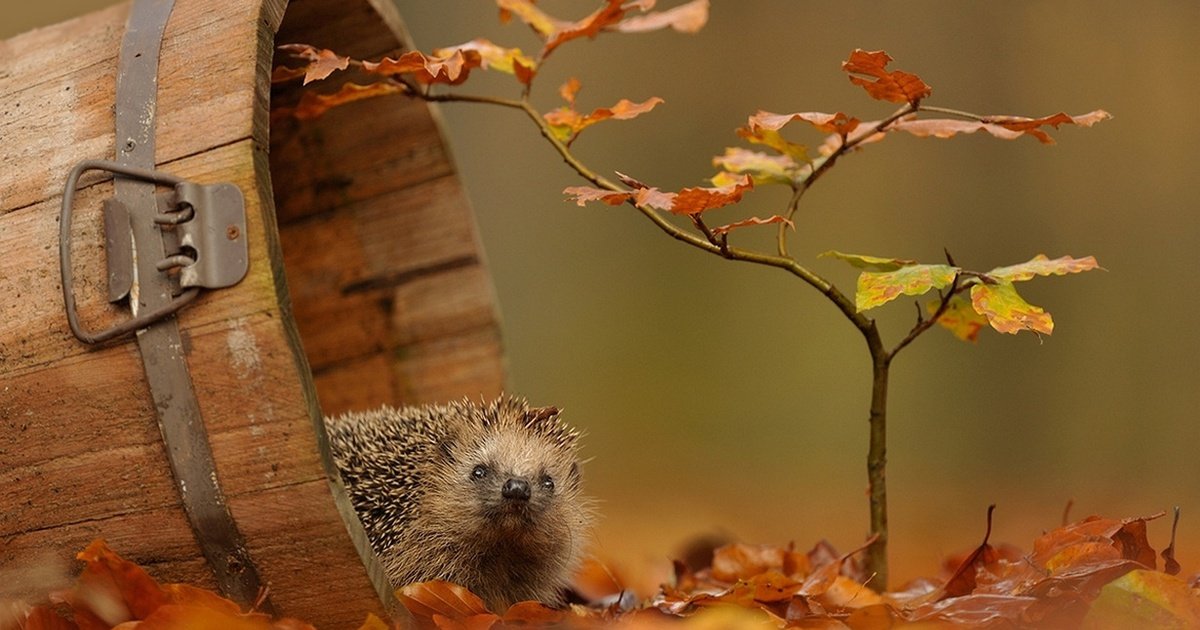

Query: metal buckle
60,159,248,344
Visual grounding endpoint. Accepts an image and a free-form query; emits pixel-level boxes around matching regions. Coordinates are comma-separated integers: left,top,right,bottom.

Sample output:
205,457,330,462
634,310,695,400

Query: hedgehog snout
501,478,532,501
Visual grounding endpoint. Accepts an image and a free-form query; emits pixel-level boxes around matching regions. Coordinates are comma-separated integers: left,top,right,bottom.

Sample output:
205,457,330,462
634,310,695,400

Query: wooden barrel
0,0,504,626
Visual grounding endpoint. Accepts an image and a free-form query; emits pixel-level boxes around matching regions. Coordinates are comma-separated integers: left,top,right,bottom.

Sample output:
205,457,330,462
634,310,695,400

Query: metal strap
112,0,274,612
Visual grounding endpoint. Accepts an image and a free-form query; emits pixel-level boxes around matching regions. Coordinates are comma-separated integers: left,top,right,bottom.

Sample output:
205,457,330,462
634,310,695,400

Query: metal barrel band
59,159,199,345
58,0,273,613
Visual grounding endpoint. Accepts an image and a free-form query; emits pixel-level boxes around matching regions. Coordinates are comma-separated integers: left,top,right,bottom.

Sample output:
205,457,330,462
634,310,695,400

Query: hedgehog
324,396,592,611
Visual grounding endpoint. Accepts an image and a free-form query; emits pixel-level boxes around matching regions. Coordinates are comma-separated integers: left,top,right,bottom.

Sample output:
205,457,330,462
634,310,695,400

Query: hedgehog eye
471,464,489,481
539,475,554,492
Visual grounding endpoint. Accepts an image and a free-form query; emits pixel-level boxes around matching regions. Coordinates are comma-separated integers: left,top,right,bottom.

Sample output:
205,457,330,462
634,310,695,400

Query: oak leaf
747,110,861,137
290,82,405,120
736,113,810,161
362,49,483,85
398,581,496,620
612,0,711,34
819,250,918,272
274,44,350,84
856,264,957,311
986,254,1100,282
842,49,932,104
928,295,988,343
710,215,793,236
970,282,1053,335
1083,570,1200,628
711,148,802,185
433,39,535,83
565,175,751,216
669,175,753,215
544,79,663,144
892,111,1112,145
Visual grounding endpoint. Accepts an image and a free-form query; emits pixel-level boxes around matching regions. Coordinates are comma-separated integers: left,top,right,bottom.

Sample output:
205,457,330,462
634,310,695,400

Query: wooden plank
0,312,327,537
269,96,453,224
312,353,398,415
230,479,384,627
0,505,210,600
388,264,498,346
394,327,507,404
0,0,276,214
277,175,492,370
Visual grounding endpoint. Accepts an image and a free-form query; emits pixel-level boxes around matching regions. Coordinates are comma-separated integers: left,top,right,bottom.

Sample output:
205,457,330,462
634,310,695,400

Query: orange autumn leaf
290,82,406,120
499,0,705,61
928,295,988,343
544,79,663,144
970,282,1053,335
613,0,710,34
500,0,629,59
75,539,167,623
398,581,496,620
362,49,483,85
433,39,536,84
855,264,957,311
711,148,805,185
986,254,1100,282
747,110,861,137
892,111,1112,145
275,44,350,85
842,49,932,104
669,175,753,215
710,215,793,236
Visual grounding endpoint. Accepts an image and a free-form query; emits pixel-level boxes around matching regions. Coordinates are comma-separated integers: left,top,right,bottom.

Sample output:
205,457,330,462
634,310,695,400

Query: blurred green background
9,1,1199,587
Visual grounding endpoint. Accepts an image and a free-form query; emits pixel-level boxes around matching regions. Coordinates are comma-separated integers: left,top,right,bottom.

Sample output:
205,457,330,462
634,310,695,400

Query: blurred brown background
7,1,1199,587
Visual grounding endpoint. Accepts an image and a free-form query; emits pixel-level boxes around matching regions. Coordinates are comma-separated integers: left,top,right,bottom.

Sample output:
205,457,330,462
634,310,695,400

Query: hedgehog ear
568,462,582,489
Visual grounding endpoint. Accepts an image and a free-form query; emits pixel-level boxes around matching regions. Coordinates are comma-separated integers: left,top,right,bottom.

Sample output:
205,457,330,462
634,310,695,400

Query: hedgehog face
458,428,578,530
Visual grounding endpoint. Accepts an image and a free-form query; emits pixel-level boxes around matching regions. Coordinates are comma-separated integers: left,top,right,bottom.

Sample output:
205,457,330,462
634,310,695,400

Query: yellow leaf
856,264,956,311
970,282,1053,335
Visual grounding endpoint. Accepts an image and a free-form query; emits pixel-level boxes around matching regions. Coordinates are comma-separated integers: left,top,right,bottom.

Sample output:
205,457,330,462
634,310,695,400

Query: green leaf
970,281,1053,335
928,295,988,343
820,251,920,272
987,254,1100,282
856,264,957,311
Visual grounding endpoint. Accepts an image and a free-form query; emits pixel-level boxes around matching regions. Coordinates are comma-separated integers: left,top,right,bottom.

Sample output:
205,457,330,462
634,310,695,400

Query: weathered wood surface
0,0,506,625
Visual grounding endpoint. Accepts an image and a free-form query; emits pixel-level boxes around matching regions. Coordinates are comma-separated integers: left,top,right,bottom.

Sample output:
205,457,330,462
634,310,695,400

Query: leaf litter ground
4,509,1199,629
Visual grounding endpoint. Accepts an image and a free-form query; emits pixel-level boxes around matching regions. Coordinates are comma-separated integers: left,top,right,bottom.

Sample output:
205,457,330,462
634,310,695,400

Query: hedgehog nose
501,478,531,501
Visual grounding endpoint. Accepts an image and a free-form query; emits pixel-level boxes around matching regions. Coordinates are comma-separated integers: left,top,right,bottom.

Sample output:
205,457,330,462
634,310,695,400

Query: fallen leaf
75,539,166,623
1082,570,1200,629
940,505,1001,599
398,581,493,620
842,49,932,104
